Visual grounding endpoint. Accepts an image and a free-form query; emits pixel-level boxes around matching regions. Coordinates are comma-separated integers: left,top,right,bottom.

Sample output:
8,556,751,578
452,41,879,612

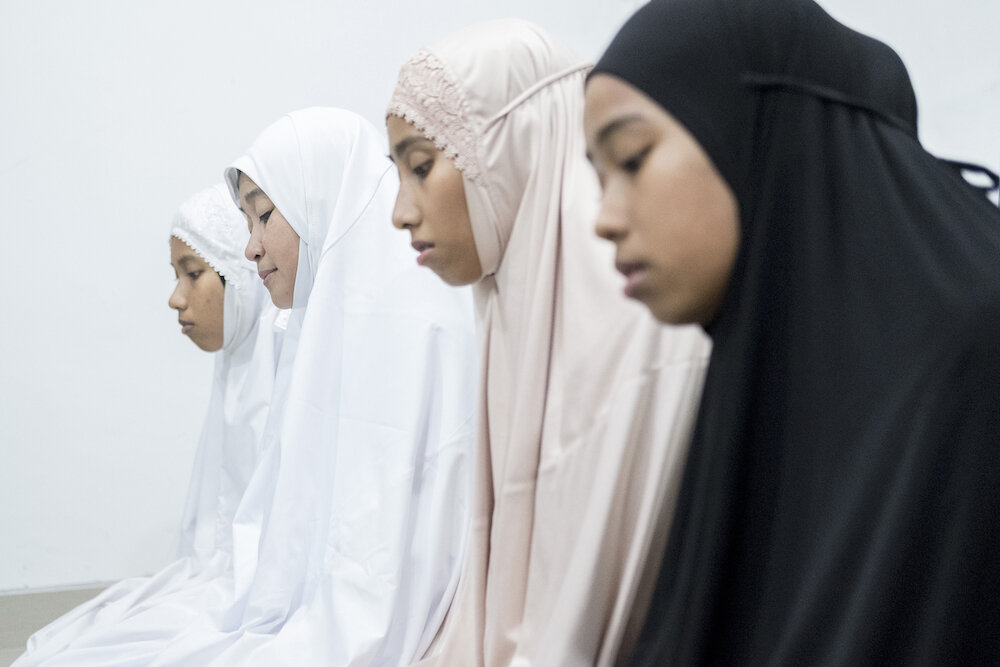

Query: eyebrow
242,186,266,206
174,255,198,269
595,113,647,148
392,135,434,159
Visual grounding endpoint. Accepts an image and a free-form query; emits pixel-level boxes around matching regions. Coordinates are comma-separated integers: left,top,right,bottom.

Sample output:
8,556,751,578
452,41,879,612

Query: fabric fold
388,20,710,666
591,0,1000,663
17,184,277,666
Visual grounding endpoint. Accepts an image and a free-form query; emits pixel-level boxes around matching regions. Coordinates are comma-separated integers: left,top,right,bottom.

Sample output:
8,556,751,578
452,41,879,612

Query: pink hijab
389,20,711,665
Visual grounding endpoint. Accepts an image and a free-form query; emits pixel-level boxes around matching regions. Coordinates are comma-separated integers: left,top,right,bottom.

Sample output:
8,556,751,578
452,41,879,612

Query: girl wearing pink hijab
387,20,711,666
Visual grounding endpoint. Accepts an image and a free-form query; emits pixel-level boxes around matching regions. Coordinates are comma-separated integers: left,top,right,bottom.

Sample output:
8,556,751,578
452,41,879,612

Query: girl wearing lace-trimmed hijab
386,20,711,666
586,0,1000,663
16,184,279,666
140,107,477,666
168,183,279,563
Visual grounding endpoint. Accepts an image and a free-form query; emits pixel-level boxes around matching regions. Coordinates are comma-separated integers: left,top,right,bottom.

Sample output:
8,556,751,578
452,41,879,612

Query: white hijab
15,185,279,667
145,108,477,666
172,182,276,561
389,21,711,666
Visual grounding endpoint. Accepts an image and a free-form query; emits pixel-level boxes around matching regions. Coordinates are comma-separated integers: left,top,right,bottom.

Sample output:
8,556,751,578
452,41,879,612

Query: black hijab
592,0,1000,664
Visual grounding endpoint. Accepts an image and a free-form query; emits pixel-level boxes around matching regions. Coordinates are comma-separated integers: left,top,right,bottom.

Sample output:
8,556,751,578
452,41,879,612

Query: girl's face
239,172,300,309
168,237,225,351
584,74,740,326
387,115,482,286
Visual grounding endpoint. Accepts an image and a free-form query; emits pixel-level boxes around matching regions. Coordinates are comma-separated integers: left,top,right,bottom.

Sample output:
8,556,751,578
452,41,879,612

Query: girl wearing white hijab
170,184,278,563
146,107,477,666
16,184,278,666
386,20,710,666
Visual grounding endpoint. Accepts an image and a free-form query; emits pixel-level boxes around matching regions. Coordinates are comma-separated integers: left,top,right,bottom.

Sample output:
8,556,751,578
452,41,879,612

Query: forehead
169,236,210,266
387,115,437,154
237,171,258,195
584,74,662,136
386,114,420,140
237,171,274,210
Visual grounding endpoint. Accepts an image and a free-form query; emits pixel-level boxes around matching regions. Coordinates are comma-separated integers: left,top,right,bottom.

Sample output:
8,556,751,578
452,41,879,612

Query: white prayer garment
159,108,475,666
16,184,279,665
17,109,477,666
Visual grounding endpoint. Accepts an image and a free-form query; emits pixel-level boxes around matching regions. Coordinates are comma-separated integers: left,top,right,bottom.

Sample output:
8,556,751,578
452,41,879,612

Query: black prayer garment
591,0,1000,664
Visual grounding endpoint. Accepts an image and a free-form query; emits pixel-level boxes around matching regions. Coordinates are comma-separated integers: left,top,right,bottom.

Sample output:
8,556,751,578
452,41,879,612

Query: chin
192,337,223,353
268,291,294,309
650,298,719,327
435,262,482,287
650,309,681,325
647,298,694,326
428,267,471,287
440,273,478,287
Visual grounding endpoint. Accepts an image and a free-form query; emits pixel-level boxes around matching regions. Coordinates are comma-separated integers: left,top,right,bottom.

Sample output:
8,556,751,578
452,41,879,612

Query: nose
168,282,185,311
245,225,264,262
594,183,628,243
391,185,420,230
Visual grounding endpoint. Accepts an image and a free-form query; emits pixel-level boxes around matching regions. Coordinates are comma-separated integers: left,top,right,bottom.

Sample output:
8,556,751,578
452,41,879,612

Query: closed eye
188,271,203,280
413,160,432,179
621,146,651,175
259,209,273,224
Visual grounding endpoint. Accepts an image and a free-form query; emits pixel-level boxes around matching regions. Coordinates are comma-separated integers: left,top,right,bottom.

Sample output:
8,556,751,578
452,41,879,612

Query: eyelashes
412,160,432,179
247,209,273,235
620,146,652,175
246,208,274,235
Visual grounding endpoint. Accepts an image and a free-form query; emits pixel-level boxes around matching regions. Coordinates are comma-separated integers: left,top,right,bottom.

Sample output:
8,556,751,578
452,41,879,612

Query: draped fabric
136,107,476,666
16,185,279,666
591,1,1000,663
172,183,275,562
18,109,477,666
388,20,710,666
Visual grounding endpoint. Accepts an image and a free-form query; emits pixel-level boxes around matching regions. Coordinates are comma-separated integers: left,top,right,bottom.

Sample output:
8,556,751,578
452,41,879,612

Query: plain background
1,0,997,593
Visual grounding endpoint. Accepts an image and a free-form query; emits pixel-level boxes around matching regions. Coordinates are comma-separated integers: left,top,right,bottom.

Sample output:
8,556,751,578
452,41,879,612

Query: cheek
682,160,739,272
631,167,683,252
658,171,739,316
207,282,226,320
456,243,481,283
285,237,300,276
269,228,300,270
452,212,480,280
430,167,471,227
640,153,716,254
444,185,468,221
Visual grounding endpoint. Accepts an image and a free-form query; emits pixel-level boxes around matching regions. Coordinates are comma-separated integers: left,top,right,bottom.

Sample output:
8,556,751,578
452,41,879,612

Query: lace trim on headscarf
170,229,240,288
387,49,483,181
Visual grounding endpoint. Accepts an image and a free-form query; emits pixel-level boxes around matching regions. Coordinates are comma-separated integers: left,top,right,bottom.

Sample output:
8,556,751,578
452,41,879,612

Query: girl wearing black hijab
584,0,1000,664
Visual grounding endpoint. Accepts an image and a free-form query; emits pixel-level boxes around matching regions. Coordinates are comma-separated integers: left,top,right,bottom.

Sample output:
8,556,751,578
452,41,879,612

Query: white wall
819,0,999,176
1,0,996,593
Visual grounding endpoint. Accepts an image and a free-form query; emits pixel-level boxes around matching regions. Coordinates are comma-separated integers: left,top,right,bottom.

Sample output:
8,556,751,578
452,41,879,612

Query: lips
179,319,194,335
615,260,648,298
258,268,277,286
412,240,435,266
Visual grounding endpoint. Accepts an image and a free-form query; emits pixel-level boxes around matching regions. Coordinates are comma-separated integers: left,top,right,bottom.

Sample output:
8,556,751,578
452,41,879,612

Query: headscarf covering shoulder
14,186,278,666
150,107,478,666
594,0,1000,663
390,21,710,666
170,183,274,560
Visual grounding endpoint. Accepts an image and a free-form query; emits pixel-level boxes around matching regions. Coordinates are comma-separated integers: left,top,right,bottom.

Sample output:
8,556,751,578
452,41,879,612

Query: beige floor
0,588,105,666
